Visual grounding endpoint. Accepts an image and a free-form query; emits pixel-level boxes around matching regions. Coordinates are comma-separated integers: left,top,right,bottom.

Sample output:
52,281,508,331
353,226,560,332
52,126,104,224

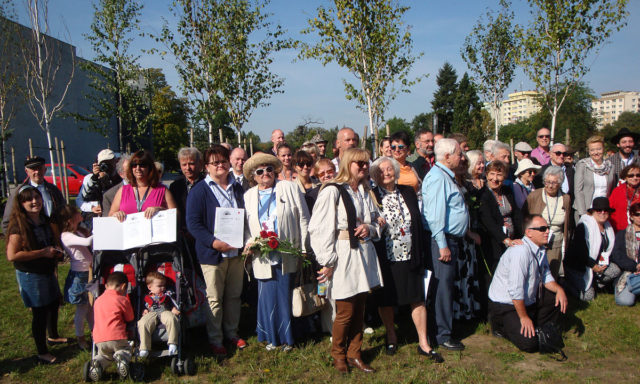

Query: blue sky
12,0,640,142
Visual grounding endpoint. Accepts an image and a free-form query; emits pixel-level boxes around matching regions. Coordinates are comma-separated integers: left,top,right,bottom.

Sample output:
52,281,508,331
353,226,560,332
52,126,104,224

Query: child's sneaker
115,354,129,379
138,350,149,358
168,344,178,356
88,360,103,382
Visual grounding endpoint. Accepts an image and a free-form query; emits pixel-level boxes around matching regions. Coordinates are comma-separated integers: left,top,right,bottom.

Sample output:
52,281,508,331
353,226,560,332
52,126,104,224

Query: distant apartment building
591,91,640,129
499,91,542,125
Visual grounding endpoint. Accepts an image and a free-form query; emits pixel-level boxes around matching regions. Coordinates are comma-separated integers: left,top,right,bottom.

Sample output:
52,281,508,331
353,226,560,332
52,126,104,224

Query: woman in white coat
309,148,383,374
243,153,309,351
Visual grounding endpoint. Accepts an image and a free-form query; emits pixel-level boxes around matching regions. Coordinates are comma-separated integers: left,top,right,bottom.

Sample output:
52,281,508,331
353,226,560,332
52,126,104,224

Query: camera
99,162,110,173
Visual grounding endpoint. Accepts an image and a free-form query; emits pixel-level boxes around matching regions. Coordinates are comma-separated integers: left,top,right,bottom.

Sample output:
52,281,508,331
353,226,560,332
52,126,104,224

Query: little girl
55,205,94,350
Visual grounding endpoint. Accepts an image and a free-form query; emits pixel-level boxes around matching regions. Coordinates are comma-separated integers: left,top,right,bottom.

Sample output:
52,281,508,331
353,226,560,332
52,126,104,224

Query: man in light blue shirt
488,215,568,352
422,138,469,351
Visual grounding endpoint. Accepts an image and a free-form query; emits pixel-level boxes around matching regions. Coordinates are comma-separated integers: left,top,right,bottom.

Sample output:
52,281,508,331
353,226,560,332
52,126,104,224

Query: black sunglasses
130,162,148,169
553,151,569,157
296,161,313,168
538,135,550,139
255,166,274,175
391,145,406,151
353,160,369,168
631,212,640,217
529,225,550,232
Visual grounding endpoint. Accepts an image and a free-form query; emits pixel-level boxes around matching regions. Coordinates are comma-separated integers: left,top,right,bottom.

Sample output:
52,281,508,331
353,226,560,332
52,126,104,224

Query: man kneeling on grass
488,214,568,352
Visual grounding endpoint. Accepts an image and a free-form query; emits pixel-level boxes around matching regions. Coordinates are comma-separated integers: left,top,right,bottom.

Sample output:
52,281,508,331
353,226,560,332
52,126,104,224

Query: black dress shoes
440,339,465,351
347,358,375,373
417,346,444,363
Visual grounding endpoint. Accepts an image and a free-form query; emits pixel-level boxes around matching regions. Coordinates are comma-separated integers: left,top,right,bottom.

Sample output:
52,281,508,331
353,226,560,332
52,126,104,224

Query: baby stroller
82,250,145,382
136,242,196,376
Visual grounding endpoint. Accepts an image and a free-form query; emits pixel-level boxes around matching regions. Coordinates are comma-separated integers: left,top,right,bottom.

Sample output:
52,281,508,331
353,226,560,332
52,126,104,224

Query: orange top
92,288,134,344
398,164,420,192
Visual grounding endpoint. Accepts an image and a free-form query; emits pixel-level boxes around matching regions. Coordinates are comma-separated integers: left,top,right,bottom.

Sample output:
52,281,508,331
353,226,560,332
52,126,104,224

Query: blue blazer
186,179,245,265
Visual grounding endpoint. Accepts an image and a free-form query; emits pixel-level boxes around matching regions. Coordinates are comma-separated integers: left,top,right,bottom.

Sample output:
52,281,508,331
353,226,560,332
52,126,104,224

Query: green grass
1,239,640,383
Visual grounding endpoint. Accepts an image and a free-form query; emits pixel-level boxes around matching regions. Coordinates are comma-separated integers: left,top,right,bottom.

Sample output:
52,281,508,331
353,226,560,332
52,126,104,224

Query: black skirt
373,258,424,307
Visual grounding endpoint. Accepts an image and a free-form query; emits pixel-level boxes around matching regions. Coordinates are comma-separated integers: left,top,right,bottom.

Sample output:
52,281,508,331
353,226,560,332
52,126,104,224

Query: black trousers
488,288,561,352
31,300,61,355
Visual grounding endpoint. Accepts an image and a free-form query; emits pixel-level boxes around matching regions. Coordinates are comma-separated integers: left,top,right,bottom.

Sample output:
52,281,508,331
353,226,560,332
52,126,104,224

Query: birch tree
157,0,287,144
461,0,517,140
299,0,423,147
22,0,75,186
519,0,628,144
84,0,147,152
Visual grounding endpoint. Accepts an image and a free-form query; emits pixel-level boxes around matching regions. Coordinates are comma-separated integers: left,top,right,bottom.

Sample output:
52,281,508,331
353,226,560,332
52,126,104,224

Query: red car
44,163,90,196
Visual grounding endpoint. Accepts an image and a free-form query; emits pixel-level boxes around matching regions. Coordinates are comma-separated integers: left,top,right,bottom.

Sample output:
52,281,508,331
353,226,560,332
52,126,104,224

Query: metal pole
10,146,16,184
61,140,70,202
28,138,33,157
509,138,514,164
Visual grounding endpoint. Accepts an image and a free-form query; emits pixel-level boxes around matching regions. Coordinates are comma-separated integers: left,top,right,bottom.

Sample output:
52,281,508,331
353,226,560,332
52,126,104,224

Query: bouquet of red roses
245,230,309,266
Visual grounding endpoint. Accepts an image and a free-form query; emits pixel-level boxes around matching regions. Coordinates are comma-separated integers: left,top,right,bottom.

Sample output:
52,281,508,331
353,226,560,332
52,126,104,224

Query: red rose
260,230,268,239
267,231,277,238
267,238,279,250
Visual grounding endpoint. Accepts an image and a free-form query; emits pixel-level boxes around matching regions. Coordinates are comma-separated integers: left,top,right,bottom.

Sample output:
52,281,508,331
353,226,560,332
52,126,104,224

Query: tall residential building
499,91,542,125
591,91,640,128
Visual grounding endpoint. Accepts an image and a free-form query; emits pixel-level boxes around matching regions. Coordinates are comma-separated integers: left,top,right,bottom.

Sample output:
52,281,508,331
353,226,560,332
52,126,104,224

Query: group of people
5,124,640,376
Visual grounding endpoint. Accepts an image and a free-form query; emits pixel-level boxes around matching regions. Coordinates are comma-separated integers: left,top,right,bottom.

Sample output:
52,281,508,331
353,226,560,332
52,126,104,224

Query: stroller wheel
184,357,197,376
129,362,145,382
87,360,102,382
82,361,91,382
170,357,180,375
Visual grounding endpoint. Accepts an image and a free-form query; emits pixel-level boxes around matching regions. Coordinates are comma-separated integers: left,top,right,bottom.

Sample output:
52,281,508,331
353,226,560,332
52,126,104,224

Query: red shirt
609,183,640,232
92,288,134,344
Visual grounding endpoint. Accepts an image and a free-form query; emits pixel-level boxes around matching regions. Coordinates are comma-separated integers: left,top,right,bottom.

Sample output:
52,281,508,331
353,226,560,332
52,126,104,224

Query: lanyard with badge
211,181,236,208
542,192,560,245
258,186,277,232
134,187,151,212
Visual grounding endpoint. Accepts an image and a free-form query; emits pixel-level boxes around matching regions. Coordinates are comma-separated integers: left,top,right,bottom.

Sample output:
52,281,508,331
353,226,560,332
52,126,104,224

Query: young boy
138,271,180,357
91,271,134,380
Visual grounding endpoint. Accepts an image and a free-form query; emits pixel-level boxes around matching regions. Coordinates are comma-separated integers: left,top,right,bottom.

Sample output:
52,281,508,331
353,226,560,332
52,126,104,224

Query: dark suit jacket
533,163,575,202
478,185,522,270
410,155,433,181
170,174,205,231
186,178,245,266
2,181,65,233
101,181,123,217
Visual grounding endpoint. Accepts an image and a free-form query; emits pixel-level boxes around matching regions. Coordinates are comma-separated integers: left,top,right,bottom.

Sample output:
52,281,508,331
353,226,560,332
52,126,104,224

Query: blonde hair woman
309,148,383,374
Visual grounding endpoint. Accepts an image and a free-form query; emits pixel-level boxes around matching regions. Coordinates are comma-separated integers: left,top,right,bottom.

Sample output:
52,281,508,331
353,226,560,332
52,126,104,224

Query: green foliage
149,83,190,172
461,0,518,139
518,0,628,143
82,0,149,151
600,112,640,148
411,112,433,133
299,0,423,143
431,62,458,134
379,116,411,139
452,73,483,138
158,0,288,143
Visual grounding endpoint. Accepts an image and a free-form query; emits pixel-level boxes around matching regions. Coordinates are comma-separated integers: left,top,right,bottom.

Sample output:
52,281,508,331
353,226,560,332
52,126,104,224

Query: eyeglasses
207,160,228,166
529,225,550,232
391,145,406,151
296,161,313,168
544,181,560,186
130,162,148,169
631,212,640,217
353,161,369,168
255,166,274,175
627,173,640,178
552,151,568,157
316,170,334,178
538,135,550,139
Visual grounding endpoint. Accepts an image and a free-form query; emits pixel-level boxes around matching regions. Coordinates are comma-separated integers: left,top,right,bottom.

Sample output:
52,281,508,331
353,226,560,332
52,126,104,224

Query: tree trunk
208,120,213,145
45,123,56,187
493,105,499,140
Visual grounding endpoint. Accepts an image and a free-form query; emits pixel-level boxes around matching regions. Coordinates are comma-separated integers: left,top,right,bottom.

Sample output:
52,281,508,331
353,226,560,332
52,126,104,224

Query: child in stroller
138,271,180,357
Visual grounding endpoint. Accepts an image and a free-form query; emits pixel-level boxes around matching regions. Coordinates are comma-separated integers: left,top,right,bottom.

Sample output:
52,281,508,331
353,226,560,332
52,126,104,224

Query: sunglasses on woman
130,162,148,169
391,145,406,151
255,166,274,175
296,161,313,168
316,170,334,178
353,161,368,168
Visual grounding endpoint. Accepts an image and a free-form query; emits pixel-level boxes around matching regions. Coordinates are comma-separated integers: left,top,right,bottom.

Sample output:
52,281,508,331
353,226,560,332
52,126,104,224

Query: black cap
24,156,45,169
588,197,615,213
610,128,640,145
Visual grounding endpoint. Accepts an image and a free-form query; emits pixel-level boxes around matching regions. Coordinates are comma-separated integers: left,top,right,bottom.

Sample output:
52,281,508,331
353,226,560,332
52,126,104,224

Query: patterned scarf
618,225,640,293
582,158,612,177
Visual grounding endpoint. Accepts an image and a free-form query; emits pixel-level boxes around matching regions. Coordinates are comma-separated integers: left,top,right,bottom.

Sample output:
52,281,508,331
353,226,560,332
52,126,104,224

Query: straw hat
243,153,282,181
514,158,541,177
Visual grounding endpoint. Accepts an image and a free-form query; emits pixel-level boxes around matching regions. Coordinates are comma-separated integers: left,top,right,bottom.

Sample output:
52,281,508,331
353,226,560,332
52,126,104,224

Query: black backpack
537,322,567,361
